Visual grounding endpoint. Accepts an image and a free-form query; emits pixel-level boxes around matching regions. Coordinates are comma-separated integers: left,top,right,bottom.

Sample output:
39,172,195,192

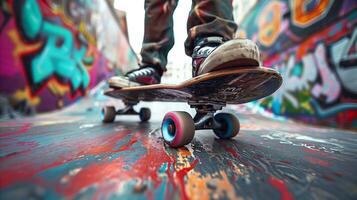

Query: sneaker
192,37,260,77
108,67,161,88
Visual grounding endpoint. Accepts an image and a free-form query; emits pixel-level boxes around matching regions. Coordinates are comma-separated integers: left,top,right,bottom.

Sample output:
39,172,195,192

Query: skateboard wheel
101,106,116,123
213,113,240,139
139,107,151,122
161,111,195,148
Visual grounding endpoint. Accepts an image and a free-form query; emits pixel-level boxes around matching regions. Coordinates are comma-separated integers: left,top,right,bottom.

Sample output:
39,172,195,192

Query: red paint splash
304,156,331,167
0,129,132,188
218,141,240,159
0,140,38,162
219,141,264,172
0,125,200,199
0,122,31,137
0,158,74,188
268,176,294,200
301,147,331,157
78,131,136,156
58,131,199,199
174,159,199,200
61,158,128,196
164,162,175,200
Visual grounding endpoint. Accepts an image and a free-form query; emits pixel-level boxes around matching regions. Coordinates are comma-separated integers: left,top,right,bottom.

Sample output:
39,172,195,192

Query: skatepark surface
0,83,356,200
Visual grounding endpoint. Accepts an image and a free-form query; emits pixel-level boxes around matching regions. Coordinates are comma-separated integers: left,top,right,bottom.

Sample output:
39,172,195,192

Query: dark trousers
140,0,237,74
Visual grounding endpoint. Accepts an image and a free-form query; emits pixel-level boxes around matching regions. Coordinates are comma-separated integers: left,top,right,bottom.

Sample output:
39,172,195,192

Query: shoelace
196,46,215,57
192,46,217,77
128,68,155,78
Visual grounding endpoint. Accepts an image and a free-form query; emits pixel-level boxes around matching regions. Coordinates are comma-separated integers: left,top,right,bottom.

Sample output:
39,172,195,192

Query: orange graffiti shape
258,2,284,47
292,0,332,27
8,29,43,63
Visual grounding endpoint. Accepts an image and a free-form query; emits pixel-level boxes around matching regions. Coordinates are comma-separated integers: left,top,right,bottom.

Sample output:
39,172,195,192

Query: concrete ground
0,86,356,199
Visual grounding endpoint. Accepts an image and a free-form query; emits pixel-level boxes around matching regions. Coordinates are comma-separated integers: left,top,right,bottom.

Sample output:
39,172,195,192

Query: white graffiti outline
271,43,342,114
311,43,341,103
330,27,357,94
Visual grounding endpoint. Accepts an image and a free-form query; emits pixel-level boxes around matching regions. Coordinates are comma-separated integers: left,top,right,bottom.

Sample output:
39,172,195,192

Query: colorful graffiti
0,0,137,113
235,0,357,129
13,0,92,93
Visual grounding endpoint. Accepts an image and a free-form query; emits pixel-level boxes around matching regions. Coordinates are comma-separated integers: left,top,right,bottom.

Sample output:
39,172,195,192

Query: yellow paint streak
185,171,241,200
8,30,43,59
51,6,75,27
301,101,314,114
79,22,96,45
175,148,194,170
13,87,40,106
47,79,70,96
178,147,192,157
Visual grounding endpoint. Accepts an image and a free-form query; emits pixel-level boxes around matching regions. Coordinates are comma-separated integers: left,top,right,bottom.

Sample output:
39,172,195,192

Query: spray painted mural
0,0,137,114
235,0,357,129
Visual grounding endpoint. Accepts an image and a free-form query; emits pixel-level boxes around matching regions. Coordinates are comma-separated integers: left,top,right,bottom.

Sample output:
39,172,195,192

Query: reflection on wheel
161,111,195,147
101,106,116,123
213,113,240,139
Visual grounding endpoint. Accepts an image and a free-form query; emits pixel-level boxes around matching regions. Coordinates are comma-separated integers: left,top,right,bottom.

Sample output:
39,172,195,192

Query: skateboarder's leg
186,0,260,77
140,0,178,75
116,0,178,86
185,0,237,56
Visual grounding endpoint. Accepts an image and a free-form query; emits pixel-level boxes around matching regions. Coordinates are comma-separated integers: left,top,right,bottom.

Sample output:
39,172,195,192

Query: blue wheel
139,107,151,122
213,113,240,139
161,111,195,147
101,106,116,123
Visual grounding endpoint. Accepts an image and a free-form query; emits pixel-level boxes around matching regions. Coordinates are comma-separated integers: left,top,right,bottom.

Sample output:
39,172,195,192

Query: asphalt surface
1,88,356,199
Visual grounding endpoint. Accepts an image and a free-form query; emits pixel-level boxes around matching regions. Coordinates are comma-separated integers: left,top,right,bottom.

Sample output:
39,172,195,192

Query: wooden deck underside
105,67,283,105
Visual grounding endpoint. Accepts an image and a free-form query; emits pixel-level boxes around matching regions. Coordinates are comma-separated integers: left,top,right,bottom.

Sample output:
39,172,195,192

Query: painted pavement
0,88,356,199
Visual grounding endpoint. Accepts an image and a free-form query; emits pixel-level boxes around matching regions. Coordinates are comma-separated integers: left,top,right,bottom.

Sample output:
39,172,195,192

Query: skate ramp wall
0,0,137,113
234,0,357,129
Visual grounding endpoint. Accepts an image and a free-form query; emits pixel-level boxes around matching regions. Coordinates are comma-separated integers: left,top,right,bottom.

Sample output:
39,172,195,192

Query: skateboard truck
102,67,282,148
194,112,223,130
102,100,240,148
101,101,151,123
160,102,240,147
190,102,224,130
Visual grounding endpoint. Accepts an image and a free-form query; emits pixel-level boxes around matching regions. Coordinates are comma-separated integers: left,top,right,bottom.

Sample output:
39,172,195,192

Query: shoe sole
109,76,141,88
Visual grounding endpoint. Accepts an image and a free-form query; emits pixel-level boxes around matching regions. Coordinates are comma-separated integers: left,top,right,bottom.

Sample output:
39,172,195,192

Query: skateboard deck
104,67,282,105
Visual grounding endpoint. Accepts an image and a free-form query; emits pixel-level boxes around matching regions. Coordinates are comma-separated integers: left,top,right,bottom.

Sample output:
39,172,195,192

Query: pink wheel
161,111,195,147
101,106,116,123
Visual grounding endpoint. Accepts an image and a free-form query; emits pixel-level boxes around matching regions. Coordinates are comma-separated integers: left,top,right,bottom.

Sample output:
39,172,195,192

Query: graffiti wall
0,0,137,114
234,0,357,129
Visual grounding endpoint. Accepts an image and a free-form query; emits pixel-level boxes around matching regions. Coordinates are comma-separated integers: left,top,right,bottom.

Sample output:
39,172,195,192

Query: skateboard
101,67,282,147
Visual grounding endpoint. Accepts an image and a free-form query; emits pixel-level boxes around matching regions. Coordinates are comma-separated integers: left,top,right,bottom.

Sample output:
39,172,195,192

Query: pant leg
185,0,237,56
140,0,178,75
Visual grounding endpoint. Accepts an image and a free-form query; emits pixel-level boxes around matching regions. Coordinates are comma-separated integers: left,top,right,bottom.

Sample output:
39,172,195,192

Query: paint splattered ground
1,89,357,199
